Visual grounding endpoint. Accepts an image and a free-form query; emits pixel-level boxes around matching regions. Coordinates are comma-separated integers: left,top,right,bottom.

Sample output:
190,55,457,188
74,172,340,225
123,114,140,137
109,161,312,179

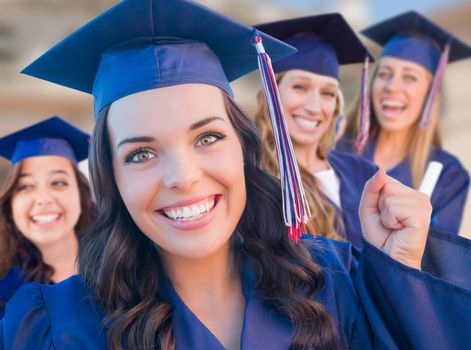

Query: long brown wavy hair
79,94,341,349
345,64,442,189
0,163,96,282
254,72,345,240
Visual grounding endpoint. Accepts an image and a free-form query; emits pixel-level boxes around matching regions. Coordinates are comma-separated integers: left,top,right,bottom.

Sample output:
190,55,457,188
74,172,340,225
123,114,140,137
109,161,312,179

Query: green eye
196,132,225,147
126,148,157,163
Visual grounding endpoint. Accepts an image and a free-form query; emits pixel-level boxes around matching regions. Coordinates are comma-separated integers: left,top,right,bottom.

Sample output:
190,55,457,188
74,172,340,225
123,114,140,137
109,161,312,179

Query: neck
161,243,244,350
162,242,239,305
294,142,329,174
37,230,79,282
374,129,411,170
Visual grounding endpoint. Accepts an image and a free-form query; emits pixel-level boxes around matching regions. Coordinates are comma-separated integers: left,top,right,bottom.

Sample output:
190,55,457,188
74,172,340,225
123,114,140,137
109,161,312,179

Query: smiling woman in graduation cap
254,14,378,247
0,116,95,318
3,0,471,349
338,11,470,234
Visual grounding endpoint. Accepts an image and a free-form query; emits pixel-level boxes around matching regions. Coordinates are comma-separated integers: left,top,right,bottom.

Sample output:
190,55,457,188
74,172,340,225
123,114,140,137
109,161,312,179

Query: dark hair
79,94,340,349
0,162,96,284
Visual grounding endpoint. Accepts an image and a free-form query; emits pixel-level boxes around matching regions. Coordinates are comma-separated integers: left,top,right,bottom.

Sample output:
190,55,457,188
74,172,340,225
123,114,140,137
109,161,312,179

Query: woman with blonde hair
0,116,95,317
254,14,378,246
338,11,470,234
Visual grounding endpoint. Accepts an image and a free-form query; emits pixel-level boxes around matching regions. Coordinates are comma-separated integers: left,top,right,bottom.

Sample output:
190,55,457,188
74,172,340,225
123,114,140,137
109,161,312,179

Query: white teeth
191,206,200,217
183,207,192,218
382,100,404,108
32,214,59,223
163,197,216,221
295,117,320,129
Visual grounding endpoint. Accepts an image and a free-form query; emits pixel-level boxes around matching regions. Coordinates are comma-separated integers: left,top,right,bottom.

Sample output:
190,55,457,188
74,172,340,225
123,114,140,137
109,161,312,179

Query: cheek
206,141,246,212
11,195,30,226
372,80,383,100
409,83,428,105
65,185,83,222
114,167,156,214
280,90,301,113
323,99,337,119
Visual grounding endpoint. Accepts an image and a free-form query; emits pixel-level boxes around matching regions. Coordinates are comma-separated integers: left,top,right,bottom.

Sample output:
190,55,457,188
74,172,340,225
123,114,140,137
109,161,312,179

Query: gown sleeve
353,236,471,350
0,283,53,350
430,159,469,233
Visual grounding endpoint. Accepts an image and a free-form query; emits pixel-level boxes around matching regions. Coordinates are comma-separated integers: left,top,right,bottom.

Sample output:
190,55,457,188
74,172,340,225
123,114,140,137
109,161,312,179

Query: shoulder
432,149,469,182
433,149,466,169
329,150,378,178
2,275,106,349
0,267,26,298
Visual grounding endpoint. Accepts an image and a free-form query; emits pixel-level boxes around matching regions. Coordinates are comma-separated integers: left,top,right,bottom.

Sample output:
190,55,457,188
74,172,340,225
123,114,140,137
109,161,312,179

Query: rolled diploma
418,161,443,197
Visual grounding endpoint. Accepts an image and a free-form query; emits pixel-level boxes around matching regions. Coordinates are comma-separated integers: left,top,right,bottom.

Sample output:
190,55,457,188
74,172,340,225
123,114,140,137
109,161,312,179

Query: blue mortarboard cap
256,14,372,80
0,117,90,164
362,11,471,73
21,0,295,117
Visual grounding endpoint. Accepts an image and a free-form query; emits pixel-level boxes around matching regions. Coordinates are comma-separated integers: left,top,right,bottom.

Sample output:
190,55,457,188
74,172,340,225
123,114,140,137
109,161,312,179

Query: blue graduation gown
0,267,26,319
336,137,470,233
327,150,378,247
2,230,471,349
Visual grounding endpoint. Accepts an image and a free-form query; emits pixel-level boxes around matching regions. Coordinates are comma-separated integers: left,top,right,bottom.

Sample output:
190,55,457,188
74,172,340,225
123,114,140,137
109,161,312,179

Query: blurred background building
1,0,470,237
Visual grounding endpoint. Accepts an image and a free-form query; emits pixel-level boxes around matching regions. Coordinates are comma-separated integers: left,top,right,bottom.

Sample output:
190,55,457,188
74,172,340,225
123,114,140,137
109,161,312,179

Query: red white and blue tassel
420,40,451,129
354,55,370,154
251,32,311,242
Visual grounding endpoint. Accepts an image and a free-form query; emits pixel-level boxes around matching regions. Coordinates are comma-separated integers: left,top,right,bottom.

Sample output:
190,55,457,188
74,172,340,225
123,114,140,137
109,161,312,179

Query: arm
430,166,469,233
353,169,471,349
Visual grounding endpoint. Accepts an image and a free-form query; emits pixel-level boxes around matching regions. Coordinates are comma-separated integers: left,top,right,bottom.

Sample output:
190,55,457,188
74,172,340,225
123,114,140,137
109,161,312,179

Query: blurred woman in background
0,116,95,317
338,11,470,234
255,14,377,246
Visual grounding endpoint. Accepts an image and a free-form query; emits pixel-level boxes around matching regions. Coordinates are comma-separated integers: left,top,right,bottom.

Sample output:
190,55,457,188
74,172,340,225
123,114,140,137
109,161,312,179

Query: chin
164,238,230,260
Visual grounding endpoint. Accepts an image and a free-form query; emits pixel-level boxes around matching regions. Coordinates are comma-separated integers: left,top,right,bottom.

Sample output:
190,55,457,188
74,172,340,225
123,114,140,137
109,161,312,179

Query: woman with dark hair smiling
0,116,95,318
2,1,471,349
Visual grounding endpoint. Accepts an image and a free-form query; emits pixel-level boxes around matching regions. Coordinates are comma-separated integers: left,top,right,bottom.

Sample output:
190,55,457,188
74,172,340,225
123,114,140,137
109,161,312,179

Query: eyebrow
324,82,338,89
117,136,155,150
403,67,419,74
18,170,70,178
189,116,226,131
287,76,338,87
380,65,418,74
287,76,312,82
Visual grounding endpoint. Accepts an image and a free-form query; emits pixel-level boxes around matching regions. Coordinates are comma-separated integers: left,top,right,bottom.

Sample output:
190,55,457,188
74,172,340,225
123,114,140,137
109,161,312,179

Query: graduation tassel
354,55,370,154
420,40,451,129
251,32,311,242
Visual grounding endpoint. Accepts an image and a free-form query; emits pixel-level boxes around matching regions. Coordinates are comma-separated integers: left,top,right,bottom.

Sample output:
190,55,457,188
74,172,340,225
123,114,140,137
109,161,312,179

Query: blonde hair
254,72,345,239
345,65,442,189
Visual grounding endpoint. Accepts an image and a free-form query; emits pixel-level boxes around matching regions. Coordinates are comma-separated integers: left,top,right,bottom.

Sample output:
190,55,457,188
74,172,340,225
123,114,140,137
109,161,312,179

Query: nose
304,90,321,114
384,74,401,92
162,149,203,191
35,189,54,207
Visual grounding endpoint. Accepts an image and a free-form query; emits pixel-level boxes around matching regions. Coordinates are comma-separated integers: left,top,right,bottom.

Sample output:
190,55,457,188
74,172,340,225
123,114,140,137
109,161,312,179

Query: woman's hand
359,169,432,269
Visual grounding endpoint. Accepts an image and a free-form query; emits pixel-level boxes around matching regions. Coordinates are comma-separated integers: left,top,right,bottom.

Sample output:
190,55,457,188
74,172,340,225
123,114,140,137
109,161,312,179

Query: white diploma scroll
418,161,444,197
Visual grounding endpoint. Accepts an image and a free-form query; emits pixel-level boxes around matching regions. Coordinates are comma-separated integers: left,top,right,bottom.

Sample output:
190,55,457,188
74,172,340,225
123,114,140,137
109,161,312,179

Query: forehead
107,84,228,139
282,69,339,87
19,156,74,175
379,56,429,75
